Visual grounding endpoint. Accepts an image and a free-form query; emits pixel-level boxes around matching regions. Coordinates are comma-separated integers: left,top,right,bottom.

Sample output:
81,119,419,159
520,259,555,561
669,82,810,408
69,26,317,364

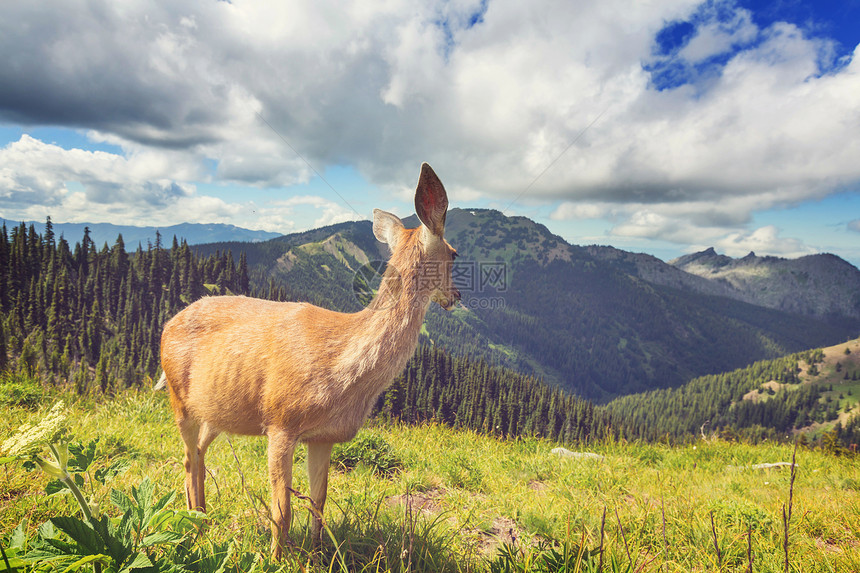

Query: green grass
2,388,859,572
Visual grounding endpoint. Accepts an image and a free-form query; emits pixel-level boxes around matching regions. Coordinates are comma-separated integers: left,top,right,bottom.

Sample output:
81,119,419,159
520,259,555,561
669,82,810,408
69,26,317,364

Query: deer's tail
153,372,168,391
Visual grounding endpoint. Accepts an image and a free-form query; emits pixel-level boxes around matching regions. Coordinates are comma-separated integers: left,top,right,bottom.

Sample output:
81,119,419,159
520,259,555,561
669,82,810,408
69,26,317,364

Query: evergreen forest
0,220,605,444
1,220,858,451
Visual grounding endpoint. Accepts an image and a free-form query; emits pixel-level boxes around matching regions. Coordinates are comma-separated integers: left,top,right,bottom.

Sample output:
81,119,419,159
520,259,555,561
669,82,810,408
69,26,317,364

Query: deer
156,163,459,559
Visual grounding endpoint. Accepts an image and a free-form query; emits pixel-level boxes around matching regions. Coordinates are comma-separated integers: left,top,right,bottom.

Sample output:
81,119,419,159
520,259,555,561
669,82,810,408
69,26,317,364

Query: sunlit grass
2,388,859,572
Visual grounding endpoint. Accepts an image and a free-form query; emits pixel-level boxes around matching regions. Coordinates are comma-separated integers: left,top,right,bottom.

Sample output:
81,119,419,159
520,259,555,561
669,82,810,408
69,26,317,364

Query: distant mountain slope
604,337,860,442
669,248,860,319
585,246,740,299
195,209,860,400
12,220,281,249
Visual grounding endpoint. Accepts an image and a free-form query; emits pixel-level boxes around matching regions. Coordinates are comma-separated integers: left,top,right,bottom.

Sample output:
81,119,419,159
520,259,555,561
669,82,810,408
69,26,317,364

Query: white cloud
0,135,196,210
849,220,860,233
0,0,858,258
550,202,614,221
270,195,366,228
552,193,831,258
678,2,758,63
713,225,818,258
0,135,356,234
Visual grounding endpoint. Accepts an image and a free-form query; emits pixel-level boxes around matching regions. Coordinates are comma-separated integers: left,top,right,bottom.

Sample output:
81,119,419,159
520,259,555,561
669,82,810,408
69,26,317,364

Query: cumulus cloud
0,135,195,210
550,202,615,221
0,0,858,257
0,135,354,234
712,225,818,258
269,195,365,229
679,5,757,64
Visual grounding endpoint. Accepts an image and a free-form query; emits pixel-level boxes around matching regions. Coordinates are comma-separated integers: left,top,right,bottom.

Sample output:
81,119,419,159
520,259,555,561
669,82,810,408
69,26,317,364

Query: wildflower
1,401,94,522
2,401,70,457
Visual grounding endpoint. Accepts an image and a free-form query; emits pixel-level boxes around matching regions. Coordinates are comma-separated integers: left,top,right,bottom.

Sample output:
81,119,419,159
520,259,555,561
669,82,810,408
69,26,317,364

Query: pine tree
238,252,250,295
0,320,7,372
0,223,9,311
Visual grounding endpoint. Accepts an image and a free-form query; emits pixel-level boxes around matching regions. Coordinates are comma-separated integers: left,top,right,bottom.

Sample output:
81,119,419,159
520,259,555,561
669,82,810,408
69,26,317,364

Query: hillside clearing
741,339,860,434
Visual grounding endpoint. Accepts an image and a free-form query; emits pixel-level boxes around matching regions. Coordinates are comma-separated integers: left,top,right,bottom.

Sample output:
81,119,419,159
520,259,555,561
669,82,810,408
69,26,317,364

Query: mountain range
194,208,860,401
670,248,860,319
5,220,281,249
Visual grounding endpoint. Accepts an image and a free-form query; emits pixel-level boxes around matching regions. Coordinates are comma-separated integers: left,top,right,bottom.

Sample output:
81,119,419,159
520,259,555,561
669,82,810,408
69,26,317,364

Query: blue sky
1,0,858,267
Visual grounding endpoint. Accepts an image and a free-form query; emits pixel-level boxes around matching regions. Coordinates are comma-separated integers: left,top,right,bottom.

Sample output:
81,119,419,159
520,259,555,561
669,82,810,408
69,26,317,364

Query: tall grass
2,388,859,572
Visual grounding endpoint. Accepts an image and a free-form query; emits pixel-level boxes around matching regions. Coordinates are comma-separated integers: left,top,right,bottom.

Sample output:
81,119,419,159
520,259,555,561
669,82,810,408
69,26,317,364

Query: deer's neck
338,263,429,393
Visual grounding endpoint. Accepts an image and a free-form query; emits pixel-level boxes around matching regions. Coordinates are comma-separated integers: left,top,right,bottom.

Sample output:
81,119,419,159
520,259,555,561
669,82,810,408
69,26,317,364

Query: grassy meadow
2,384,859,572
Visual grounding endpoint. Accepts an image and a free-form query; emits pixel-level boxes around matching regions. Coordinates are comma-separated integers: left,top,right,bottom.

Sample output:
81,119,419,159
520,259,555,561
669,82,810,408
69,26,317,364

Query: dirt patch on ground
386,489,444,516
386,489,535,557
814,537,860,554
0,486,29,503
476,517,526,556
528,480,547,492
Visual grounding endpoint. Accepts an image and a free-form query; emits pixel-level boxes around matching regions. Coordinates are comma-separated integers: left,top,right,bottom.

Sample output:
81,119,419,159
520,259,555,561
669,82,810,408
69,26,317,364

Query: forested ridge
376,345,607,443
2,219,858,450
605,345,860,448
0,220,605,444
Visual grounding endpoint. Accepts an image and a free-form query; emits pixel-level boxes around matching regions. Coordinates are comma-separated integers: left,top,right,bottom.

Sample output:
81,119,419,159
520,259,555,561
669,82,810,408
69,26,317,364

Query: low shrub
331,431,403,477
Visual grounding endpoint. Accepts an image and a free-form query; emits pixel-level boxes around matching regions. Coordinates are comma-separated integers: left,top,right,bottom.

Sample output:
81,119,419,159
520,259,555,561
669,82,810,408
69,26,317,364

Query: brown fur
159,163,458,559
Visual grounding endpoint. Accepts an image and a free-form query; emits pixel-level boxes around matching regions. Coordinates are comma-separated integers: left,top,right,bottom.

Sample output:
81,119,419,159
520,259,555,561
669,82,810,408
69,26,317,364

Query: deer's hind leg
178,415,203,511
195,422,221,512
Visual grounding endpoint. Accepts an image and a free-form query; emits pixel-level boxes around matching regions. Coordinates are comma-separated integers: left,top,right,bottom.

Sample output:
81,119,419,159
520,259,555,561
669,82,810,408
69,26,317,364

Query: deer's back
161,296,375,438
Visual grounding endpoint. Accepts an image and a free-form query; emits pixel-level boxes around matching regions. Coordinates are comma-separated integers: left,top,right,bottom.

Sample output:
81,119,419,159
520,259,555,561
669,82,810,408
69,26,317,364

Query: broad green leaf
118,510,135,542
10,520,28,551
0,543,16,571
68,439,98,473
119,551,153,573
141,531,184,547
165,510,206,535
41,538,76,556
111,488,135,514
133,478,154,527
38,521,56,540
152,555,193,573
131,478,153,511
0,555,28,572
49,516,103,555
197,542,231,573
93,514,132,565
150,490,176,515
59,553,111,573
236,550,260,572
147,508,174,531
21,547,74,563
0,456,19,466
46,479,70,496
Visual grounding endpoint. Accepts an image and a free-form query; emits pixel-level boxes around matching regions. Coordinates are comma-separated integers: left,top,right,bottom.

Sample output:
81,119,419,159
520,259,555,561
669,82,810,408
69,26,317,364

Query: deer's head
372,163,460,311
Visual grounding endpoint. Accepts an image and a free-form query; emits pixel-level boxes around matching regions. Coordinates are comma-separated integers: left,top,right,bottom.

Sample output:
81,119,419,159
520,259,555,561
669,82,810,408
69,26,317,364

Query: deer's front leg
307,441,333,545
267,429,296,560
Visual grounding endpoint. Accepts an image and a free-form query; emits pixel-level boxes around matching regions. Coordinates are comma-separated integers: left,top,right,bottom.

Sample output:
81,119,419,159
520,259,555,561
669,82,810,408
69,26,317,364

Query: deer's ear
373,209,405,247
415,163,448,237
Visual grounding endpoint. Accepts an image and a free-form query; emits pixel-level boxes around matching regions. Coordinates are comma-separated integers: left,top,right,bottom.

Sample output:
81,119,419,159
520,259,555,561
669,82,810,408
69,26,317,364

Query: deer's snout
438,287,460,311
